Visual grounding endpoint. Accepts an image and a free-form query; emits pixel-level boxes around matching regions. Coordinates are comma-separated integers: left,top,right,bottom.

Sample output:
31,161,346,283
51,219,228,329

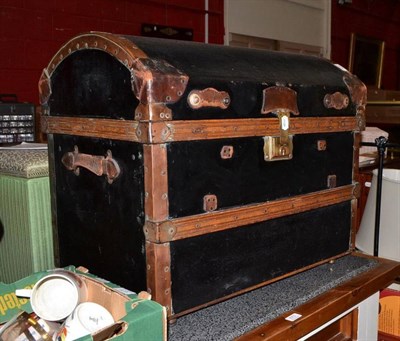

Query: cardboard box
0,266,166,340
378,288,400,341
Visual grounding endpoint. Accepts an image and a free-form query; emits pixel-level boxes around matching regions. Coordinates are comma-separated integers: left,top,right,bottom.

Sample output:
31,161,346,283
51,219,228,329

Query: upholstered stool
0,148,54,283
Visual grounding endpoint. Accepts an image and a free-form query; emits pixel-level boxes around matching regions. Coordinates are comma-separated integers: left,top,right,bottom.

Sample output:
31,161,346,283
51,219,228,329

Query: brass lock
263,110,294,161
261,86,298,162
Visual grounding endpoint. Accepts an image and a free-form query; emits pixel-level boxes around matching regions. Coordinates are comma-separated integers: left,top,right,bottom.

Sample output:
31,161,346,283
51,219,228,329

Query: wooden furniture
238,255,398,340
365,89,400,150
366,89,400,127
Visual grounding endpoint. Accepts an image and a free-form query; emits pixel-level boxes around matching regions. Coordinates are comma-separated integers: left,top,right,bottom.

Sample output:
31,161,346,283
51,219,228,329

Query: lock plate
263,110,293,161
261,86,299,161
263,135,293,161
203,194,218,212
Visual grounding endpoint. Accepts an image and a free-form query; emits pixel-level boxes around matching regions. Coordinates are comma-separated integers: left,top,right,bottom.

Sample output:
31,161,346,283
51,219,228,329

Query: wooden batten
41,116,140,142
38,31,188,107
143,144,169,222
144,184,357,243
351,199,358,249
353,132,361,182
42,116,358,143
145,242,173,316
137,116,358,143
351,132,362,249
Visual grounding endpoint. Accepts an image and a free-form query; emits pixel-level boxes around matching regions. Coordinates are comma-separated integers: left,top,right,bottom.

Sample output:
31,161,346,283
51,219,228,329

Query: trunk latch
263,110,293,161
262,86,299,161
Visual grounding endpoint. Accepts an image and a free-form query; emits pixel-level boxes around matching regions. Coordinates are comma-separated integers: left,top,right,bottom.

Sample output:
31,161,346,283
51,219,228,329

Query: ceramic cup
55,302,115,341
15,269,87,321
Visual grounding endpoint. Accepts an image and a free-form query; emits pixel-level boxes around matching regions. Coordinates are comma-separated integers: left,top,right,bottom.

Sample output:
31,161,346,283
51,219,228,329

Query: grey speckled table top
168,255,378,341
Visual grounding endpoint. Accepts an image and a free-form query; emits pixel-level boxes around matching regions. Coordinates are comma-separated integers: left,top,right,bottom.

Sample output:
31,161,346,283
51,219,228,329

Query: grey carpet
168,255,378,341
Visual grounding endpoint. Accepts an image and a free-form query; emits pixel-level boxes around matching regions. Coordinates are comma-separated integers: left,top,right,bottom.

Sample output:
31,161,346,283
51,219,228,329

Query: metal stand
361,137,400,256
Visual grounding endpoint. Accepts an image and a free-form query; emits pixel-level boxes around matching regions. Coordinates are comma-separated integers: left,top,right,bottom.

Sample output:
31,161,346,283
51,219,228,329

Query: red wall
4,1,400,104
331,0,400,90
0,0,224,105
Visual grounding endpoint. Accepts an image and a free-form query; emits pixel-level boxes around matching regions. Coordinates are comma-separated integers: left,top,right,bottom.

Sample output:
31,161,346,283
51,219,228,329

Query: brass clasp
262,86,298,161
263,110,293,161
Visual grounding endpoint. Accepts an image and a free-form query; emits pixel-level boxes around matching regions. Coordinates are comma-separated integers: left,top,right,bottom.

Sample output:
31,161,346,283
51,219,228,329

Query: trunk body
40,32,366,318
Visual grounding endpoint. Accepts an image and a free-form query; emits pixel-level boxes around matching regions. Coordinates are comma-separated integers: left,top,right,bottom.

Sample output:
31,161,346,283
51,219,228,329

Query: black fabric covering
128,35,355,120
51,135,146,292
49,50,138,119
170,201,352,314
167,133,354,217
48,36,355,121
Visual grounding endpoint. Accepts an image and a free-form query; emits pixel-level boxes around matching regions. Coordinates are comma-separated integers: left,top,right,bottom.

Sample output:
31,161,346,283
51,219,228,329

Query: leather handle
61,146,120,184
187,88,230,109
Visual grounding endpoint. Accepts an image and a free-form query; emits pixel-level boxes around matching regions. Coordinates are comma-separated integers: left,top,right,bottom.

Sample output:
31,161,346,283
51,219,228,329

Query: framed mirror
348,33,385,89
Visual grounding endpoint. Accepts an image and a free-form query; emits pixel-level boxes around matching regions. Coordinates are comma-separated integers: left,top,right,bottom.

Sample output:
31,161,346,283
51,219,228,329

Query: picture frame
141,23,193,41
348,33,385,89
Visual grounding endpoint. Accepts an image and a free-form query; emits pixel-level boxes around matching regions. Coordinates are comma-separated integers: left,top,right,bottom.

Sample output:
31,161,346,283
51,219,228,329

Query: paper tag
285,313,302,322
114,287,136,296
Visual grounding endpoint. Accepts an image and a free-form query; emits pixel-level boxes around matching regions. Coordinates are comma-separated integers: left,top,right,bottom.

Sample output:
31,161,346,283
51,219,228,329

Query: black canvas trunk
40,32,366,318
